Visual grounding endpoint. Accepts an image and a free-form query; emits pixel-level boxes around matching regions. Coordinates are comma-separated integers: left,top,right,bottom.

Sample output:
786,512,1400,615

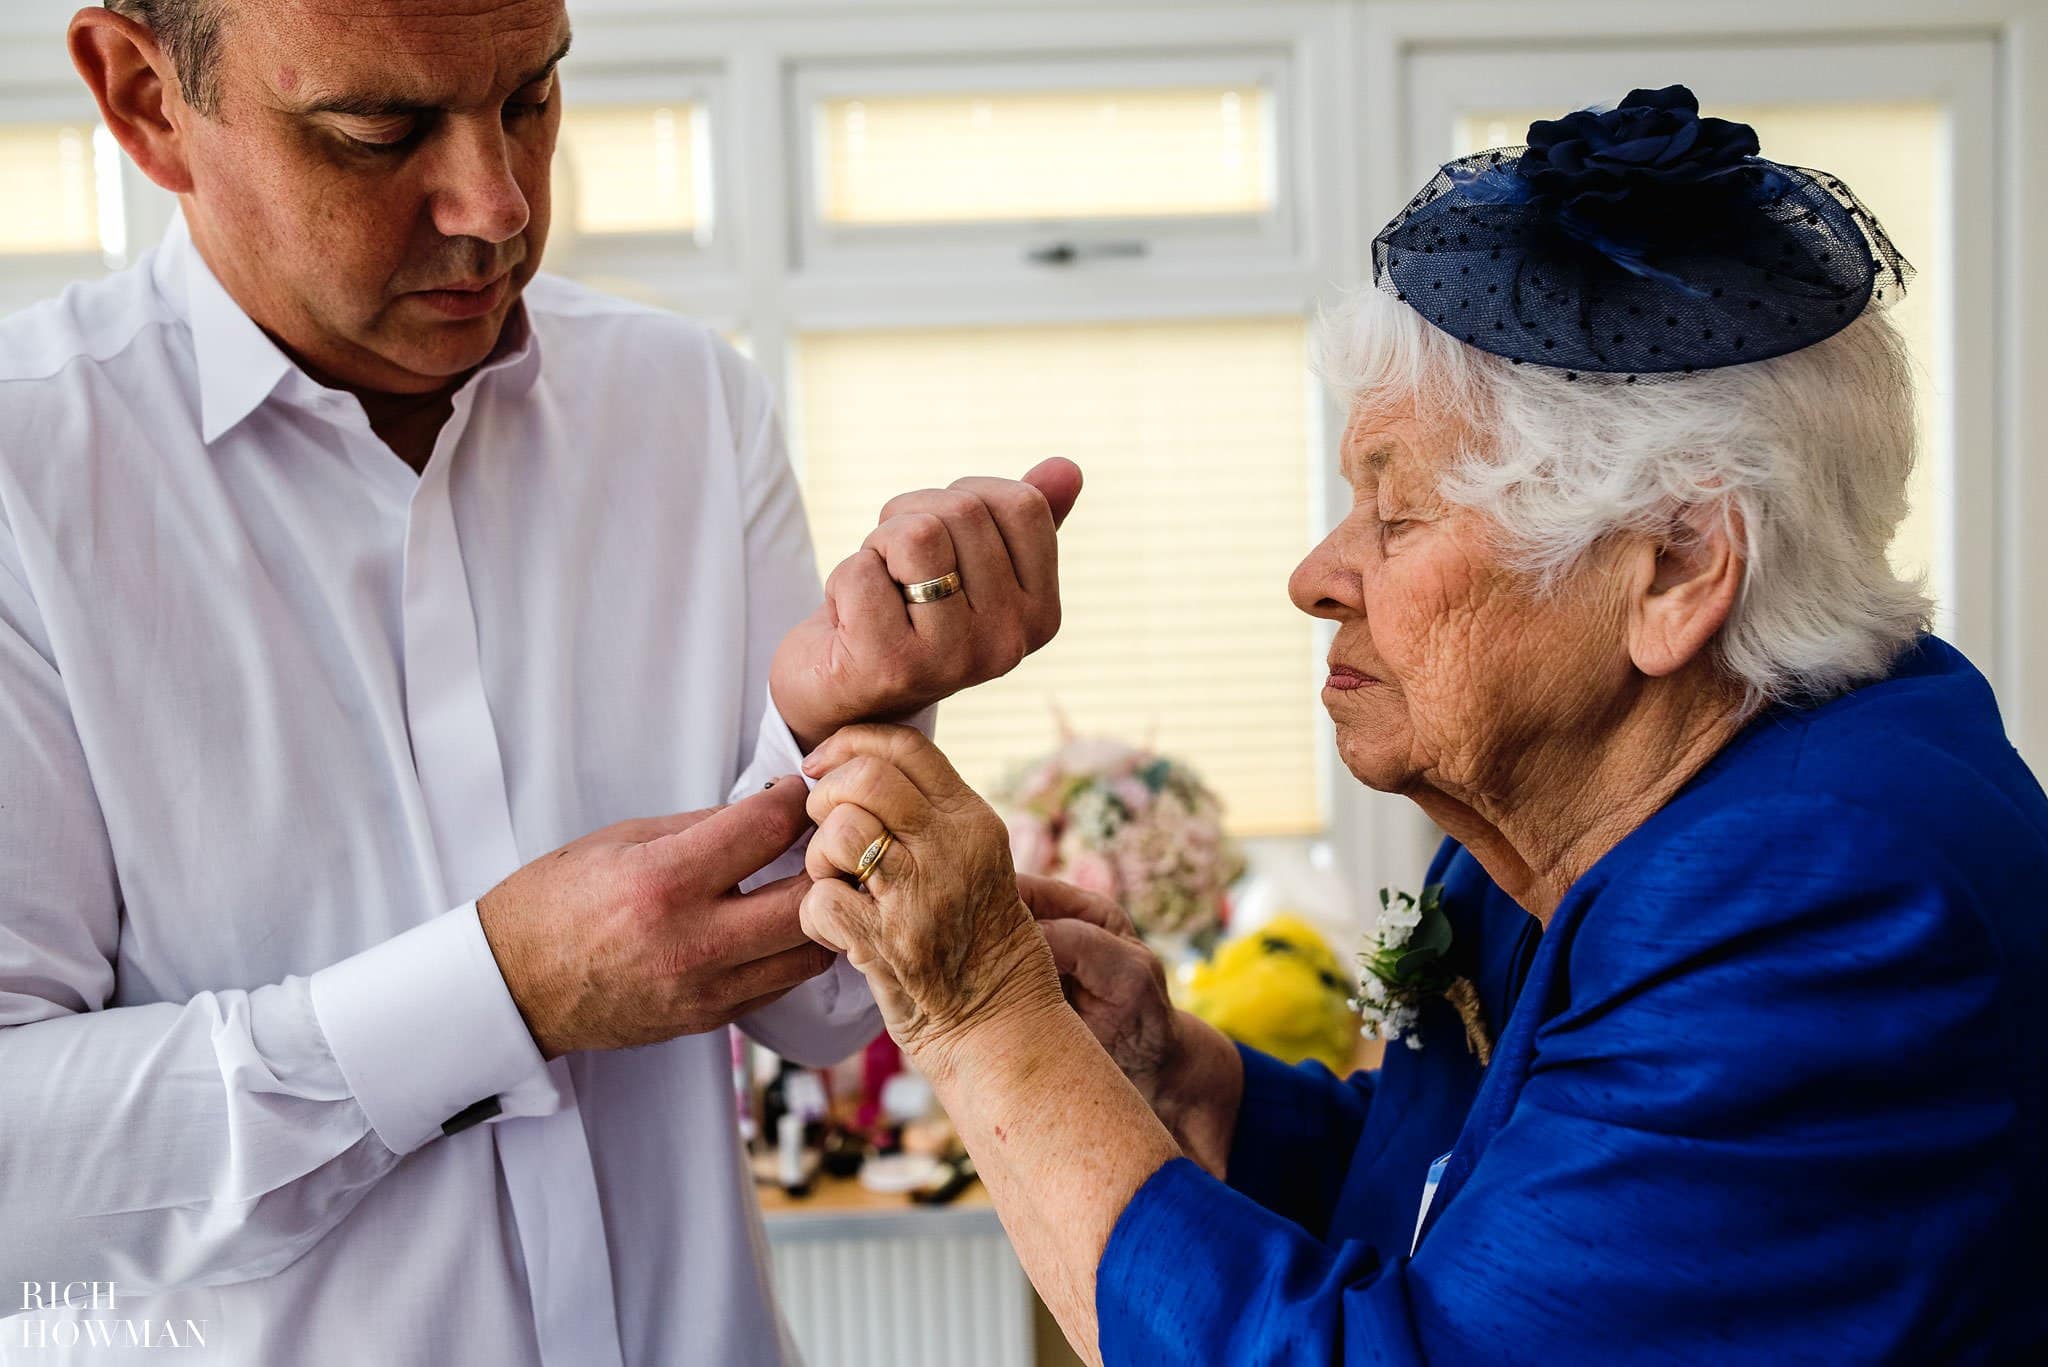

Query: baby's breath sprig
1351,884,1491,1064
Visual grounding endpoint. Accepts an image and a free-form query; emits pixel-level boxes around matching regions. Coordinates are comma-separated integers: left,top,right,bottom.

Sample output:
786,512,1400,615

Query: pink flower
1059,736,1139,772
1007,817,1055,875
1109,776,1154,816
1013,761,1062,805
1063,850,1120,899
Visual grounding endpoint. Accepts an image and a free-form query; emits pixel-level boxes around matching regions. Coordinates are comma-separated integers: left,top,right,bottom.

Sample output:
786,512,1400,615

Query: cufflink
442,1095,503,1137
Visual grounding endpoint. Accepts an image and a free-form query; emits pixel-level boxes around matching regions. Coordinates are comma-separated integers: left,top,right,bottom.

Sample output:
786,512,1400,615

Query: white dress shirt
0,215,882,1365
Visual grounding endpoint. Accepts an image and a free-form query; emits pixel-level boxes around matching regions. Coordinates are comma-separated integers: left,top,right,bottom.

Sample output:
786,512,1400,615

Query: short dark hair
105,0,225,116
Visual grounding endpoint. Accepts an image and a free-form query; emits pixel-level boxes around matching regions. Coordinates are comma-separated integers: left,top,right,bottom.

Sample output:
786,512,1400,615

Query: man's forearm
3,982,399,1293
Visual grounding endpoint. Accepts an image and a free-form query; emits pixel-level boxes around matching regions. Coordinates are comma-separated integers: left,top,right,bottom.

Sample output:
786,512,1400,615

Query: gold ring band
901,571,963,605
850,831,894,890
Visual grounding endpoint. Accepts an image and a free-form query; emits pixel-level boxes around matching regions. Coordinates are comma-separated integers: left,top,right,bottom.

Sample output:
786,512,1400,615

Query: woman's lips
1324,665,1380,692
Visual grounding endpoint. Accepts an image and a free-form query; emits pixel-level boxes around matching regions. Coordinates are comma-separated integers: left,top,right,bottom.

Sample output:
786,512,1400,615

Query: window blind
794,317,1325,836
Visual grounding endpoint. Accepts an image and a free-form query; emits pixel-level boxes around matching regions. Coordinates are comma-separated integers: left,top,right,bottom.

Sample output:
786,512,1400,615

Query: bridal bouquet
993,735,1244,948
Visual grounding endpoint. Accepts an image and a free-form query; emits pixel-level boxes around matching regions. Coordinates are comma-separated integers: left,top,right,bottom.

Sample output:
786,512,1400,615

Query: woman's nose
428,118,532,245
1289,524,1365,622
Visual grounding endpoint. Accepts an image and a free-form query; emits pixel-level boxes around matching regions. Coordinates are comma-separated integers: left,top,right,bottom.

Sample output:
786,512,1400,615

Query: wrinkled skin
803,390,1745,1130
1289,398,1638,813
1288,396,1744,913
797,725,1062,1074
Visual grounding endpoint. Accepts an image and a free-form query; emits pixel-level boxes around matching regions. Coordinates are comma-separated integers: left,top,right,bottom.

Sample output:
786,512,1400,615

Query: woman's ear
68,8,196,195
1625,504,1744,679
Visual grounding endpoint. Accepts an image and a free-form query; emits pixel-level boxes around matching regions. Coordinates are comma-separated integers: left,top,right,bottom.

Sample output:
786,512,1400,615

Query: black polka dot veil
1372,86,1912,379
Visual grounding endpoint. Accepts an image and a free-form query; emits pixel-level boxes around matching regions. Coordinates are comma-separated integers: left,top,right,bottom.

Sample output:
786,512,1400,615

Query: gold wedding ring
900,571,963,605
850,831,894,890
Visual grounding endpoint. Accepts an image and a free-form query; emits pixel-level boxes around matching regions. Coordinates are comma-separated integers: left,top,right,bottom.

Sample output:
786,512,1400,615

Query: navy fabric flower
1370,84,1912,377
1519,85,1760,211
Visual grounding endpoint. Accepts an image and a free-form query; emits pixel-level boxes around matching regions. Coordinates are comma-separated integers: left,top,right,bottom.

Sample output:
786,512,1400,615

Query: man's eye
506,81,556,119
337,119,417,152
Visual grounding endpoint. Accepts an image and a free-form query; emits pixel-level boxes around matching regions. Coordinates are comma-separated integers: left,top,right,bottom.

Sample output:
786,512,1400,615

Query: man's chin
369,323,511,387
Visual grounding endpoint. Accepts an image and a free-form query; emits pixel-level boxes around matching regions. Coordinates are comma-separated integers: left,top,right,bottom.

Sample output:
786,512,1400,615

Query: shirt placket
400,388,627,1367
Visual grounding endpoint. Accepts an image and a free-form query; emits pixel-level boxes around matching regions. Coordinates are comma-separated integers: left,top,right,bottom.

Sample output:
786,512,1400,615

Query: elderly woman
797,88,2048,1362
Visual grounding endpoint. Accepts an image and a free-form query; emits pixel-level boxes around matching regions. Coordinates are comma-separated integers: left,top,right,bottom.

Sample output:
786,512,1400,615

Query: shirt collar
157,212,294,445
155,212,545,445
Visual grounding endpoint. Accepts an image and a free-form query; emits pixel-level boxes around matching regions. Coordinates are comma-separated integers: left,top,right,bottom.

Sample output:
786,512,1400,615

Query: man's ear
1624,503,1744,679
68,7,196,195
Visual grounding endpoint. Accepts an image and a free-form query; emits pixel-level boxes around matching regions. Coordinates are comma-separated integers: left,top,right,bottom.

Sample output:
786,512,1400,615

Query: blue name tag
1411,1151,1453,1255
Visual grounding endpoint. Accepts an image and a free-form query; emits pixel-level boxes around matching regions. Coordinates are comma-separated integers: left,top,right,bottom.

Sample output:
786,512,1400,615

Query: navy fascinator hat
1373,85,1912,378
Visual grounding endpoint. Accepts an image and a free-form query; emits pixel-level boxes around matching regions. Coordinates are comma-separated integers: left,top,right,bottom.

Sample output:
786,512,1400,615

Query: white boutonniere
1352,884,1492,1065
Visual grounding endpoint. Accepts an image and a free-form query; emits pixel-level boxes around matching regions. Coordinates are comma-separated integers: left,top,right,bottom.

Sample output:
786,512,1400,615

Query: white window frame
788,51,1297,279
0,82,120,315
546,63,737,308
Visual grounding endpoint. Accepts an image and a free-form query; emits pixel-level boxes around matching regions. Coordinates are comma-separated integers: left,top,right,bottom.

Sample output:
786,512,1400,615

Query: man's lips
405,270,513,319
1324,664,1380,692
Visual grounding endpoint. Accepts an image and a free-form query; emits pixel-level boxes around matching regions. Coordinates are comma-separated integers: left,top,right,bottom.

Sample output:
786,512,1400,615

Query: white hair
1313,284,1933,711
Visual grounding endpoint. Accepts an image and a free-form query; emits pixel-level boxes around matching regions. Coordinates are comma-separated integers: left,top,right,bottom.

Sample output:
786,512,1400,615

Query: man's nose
428,117,531,245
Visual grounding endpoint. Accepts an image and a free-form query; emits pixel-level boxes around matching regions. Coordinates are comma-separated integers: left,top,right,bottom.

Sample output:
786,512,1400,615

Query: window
795,317,1323,836
0,121,115,258
815,85,1275,226
782,48,1330,839
0,119,131,319
553,102,712,241
543,71,732,313
792,55,1296,275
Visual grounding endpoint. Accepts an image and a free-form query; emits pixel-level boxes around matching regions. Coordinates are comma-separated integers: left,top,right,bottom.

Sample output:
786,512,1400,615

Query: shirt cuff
731,687,811,806
309,902,554,1155
733,687,938,894
732,688,941,802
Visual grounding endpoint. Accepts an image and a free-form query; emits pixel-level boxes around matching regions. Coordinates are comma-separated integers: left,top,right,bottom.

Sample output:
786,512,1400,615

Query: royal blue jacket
1097,638,2048,1362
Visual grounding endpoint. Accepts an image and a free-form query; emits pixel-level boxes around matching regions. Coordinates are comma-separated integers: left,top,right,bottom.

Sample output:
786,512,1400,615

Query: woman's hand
1021,875,1244,1179
1017,876,1177,1097
799,725,1066,1077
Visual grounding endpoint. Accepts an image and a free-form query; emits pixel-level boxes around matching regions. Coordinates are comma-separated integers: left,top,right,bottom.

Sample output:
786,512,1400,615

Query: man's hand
770,458,1084,753
476,777,835,1059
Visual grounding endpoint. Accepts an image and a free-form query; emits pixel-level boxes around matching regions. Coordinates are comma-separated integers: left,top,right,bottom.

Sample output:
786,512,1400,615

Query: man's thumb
1021,457,1083,529
644,775,812,889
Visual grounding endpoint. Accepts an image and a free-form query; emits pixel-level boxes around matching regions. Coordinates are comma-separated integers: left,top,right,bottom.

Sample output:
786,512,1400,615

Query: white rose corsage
1352,884,1492,1065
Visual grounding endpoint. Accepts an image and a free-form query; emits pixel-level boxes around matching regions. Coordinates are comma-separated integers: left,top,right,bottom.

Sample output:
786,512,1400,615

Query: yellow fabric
1186,914,1359,1073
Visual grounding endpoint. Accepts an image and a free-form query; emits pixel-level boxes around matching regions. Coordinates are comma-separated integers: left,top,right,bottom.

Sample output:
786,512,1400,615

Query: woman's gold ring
850,831,894,890
900,571,963,605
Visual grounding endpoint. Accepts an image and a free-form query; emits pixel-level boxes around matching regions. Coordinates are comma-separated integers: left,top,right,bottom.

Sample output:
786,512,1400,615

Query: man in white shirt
0,1,1079,1362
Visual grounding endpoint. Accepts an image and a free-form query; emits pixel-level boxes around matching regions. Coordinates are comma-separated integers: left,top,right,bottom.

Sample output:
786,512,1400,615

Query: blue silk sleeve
1222,1046,1376,1238
1095,795,2026,1364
